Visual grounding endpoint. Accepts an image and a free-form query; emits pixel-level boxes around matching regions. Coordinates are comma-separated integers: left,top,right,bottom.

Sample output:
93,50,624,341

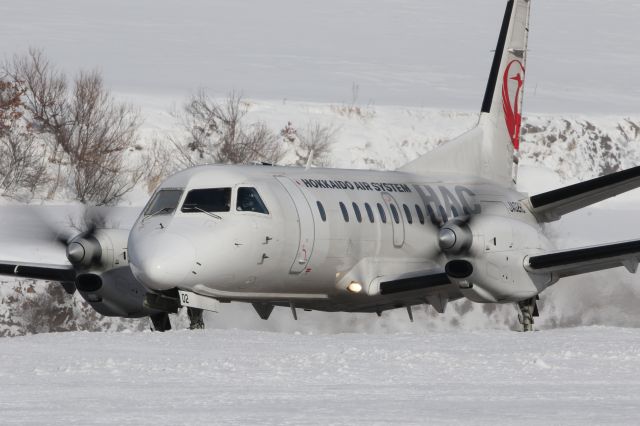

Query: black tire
150,313,172,332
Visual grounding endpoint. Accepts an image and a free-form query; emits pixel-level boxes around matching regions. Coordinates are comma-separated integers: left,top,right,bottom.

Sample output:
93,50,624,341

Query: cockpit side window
236,187,269,214
182,188,231,213
144,189,183,216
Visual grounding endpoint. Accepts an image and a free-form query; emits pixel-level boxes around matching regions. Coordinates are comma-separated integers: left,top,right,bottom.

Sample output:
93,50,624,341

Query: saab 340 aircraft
2,0,640,331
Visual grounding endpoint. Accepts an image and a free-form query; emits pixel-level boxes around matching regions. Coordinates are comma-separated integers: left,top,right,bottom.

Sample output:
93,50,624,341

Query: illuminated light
347,282,363,293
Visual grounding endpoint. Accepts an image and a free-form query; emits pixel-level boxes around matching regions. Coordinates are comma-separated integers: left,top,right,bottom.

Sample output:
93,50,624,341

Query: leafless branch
172,90,284,166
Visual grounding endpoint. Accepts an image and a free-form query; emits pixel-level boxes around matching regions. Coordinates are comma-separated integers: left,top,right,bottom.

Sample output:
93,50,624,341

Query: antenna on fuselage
305,150,315,171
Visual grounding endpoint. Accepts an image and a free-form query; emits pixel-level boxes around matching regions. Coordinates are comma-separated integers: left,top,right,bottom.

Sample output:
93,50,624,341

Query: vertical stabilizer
479,0,530,184
400,0,531,187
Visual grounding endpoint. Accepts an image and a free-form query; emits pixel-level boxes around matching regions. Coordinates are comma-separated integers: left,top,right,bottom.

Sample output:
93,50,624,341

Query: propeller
422,212,477,282
28,206,115,269
437,216,473,254
62,208,109,268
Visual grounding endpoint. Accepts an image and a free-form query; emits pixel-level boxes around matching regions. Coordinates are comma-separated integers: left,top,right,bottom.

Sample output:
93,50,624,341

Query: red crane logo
502,60,525,150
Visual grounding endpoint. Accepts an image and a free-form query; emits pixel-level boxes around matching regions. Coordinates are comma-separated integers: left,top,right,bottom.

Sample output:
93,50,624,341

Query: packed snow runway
1,328,639,425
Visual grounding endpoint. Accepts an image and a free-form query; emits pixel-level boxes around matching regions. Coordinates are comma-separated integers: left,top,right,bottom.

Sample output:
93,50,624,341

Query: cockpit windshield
182,188,231,213
143,189,183,216
236,187,269,214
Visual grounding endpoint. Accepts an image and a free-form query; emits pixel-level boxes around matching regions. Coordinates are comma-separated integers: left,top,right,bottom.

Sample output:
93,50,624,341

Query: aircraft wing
524,165,640,222
525,239,640,278
378,272,451,295
0,260,76,282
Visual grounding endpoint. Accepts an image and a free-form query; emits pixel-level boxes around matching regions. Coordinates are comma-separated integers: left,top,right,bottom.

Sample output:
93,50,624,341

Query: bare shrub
331,82,376,120
142,138,177,193
0,280,146,336
281,121,337,167
68,71,141,204
0,79,48,198
172,90,284,167
5,49,67,138
4,49,141,205
280,121,297,142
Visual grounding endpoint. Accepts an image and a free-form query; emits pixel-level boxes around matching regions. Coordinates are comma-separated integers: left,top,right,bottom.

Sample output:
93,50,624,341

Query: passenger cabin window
415,205,425,225
426,206,437,224
339,202,349,222
182,188,231,213
390,204,400,224
403,204,413,224
236,187,269,214
438,206,448,223
377,203,387,223
364,203,375,223
144,189,183,216
352,202,362,223
317,201,327,222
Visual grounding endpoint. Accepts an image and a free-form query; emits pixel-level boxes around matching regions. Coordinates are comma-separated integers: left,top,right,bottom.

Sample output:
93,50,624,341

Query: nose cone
129,231,196,291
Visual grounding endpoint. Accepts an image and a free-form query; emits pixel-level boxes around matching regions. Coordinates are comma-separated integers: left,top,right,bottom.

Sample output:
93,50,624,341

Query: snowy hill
136,96,640,178
2,97,640,336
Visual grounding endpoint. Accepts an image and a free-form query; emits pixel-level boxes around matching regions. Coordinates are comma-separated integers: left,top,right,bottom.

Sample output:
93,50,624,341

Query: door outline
381,192,405,247
275,176,316,273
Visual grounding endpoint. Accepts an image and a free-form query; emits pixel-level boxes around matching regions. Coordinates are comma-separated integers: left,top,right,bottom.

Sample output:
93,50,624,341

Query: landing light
347,282,363,294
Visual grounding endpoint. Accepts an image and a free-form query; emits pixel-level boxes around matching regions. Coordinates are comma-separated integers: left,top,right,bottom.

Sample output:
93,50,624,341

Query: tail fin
400,0,531,187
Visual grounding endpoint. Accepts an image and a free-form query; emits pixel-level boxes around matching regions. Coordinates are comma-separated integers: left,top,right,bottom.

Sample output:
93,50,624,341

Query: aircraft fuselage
128,164,554,314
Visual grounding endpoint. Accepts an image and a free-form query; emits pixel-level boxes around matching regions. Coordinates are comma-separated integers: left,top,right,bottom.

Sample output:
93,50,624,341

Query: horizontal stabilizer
525,165,640,222
525,239,640,278
0,261,75,282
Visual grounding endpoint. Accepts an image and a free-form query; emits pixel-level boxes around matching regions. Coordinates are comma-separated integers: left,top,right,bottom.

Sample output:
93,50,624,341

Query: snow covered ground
1,327,640,425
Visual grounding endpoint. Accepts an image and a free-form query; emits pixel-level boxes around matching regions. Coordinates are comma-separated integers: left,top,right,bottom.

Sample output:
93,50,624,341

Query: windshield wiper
182,204,222,220
142,207,173,223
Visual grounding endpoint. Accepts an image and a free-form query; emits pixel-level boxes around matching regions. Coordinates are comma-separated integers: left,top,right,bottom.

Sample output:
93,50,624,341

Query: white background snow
2,0,639,113
1,0,640,423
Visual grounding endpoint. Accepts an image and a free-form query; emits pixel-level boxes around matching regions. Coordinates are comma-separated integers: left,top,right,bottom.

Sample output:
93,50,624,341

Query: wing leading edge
379,273,451,295
0,261,75,282
525,239,640,278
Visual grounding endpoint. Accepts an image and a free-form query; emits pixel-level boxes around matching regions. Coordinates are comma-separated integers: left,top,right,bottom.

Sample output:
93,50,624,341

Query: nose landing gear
145,290,206,331
149,308,205,331
517,297,539,332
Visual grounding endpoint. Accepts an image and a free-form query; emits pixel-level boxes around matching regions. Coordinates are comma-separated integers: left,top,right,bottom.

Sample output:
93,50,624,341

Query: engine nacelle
75,267,162,317
71,229,165,318
68,229,130,270
446,216,556,303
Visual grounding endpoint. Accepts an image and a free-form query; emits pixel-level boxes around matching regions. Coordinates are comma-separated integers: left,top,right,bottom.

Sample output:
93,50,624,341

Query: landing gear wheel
150,312,172,332
187,307,205,330
517,297,539,332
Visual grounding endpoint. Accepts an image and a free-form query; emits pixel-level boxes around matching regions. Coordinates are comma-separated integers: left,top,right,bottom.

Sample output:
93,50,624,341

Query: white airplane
2,0,640,332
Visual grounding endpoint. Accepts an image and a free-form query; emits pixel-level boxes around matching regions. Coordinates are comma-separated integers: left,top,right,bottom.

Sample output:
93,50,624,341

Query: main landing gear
516,297,540,332
187,307,205,330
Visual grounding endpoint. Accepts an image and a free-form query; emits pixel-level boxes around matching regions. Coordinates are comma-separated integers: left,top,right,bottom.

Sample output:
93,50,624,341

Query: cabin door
276,176,316,273
382,192,405,248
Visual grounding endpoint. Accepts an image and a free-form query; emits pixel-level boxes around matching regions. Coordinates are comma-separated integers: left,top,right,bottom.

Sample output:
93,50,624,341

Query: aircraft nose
129,231,196,291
